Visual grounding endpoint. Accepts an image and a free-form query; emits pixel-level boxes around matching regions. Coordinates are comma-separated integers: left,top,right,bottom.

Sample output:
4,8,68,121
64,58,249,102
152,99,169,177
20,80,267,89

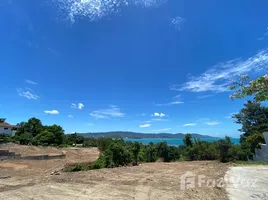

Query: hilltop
77,131,218,139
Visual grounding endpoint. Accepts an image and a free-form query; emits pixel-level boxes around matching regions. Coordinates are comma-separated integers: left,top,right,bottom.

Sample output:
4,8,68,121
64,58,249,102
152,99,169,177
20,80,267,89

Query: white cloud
182,123,197,127
87,123,94,126
51,0,167,24
68,115,73,118
171,49,268,92
225,112,236,119
206,121,220,126
173,94,181,100
153,112,166,117
25,79,38,85
151,118,169,122
44,110,59,115
71,103,84,110
140,123,151,128
153,128,171,132
17,88,39,100
140,113,147,116
155,95,184,106
90,105,125,119
170,16,185,30
197,95,214,99
78,103,84,109
154,101,184,106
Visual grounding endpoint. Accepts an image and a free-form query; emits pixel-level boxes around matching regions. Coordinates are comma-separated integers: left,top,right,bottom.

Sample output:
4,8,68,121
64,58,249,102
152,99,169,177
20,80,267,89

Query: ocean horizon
124,138,240,146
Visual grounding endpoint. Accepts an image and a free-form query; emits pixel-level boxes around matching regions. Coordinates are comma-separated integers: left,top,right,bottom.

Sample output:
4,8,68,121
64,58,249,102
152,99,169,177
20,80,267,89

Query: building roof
0,122,16,128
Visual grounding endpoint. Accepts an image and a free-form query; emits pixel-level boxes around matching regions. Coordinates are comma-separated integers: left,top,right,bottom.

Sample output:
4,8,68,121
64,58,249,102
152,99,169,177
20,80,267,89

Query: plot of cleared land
0,143,229,200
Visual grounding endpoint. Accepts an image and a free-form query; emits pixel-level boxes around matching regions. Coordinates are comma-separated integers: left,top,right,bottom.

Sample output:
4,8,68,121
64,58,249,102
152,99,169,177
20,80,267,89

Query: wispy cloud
225,112,236,119
155,94,184,106
152,112,166,117
87,123,94,126
206,121,220,126
68,114,73,118
52,0,167,23
140,123,151,128
171,49,268,92
25,79,38,85
154,101,184,106
182,123,197,127
170,16,185,30
71,103,84,110
44,110,59,115
197,95,214,99
90,105,125,119
140,113,147,116
151,118,169,122
17,88,39,100
153,128,171,132
257,27,268,41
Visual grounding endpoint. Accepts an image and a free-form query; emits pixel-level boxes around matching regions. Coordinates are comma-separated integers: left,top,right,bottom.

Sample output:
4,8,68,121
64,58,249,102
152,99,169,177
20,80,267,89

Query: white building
0,121,17,136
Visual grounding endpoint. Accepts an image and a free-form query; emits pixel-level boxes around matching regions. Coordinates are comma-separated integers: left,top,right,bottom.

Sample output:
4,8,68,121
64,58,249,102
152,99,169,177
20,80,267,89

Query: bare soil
0,143,230,200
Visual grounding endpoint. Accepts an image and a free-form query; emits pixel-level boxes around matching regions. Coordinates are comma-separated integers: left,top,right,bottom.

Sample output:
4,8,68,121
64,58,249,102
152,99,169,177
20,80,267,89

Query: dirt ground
0,143,230,200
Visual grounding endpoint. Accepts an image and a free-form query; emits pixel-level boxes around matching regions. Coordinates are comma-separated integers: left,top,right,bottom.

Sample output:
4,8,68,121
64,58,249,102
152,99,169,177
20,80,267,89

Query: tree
16,132,33,145
233,101,268,147
132,142,141,165
105,140,132,167
218,137,232,163
183,134,193,147
44,124,65,145
156,142,168,161
33,130,54,146
16,118,42,137
229,74,268,102
145,143,157,162
0,118,5,123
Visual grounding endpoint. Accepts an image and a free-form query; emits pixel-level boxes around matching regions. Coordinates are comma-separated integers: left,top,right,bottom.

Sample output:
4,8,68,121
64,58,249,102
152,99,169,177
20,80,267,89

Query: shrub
97,138,113,152
145,143,157,162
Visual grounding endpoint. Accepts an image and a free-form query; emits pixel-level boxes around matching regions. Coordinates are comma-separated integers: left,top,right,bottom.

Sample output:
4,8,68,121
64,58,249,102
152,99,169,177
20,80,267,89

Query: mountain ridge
77,131,220,139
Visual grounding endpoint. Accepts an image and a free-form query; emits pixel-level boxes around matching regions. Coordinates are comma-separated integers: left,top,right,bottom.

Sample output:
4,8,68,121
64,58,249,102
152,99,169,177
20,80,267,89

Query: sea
124,138,240,146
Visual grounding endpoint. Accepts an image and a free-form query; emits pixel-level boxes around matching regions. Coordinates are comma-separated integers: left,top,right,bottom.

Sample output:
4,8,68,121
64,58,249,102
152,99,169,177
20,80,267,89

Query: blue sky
0,0,268,137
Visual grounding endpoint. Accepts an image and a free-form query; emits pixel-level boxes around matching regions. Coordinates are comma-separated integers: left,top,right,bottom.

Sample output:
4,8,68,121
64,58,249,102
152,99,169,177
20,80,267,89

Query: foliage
16,118,43,137
33,130,54,146
0,134,14,143
245,131,265,154
165,146,181,162
82,137,98,147
183,133,193,147
144,142,158,162
156,142,169,161
132,142,141,165
218,137,232,163
15,132,33,145
229,74,268,102
96,137,113,152
232,101,268,154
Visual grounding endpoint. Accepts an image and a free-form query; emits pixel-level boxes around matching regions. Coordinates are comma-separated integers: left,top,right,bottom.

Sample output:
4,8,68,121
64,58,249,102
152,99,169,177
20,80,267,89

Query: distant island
77,131,219,139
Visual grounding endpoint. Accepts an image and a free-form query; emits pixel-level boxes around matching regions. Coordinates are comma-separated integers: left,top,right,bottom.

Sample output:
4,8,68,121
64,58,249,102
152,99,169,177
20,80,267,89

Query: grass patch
63,162,92,172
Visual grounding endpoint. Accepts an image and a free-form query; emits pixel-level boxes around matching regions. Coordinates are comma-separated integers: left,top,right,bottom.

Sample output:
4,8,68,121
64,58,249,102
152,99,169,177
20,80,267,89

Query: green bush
97,138,113,152
145,143,157,162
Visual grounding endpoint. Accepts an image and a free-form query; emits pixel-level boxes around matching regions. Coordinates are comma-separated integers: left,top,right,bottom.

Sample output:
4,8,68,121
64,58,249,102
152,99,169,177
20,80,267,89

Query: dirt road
226,166,268,200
